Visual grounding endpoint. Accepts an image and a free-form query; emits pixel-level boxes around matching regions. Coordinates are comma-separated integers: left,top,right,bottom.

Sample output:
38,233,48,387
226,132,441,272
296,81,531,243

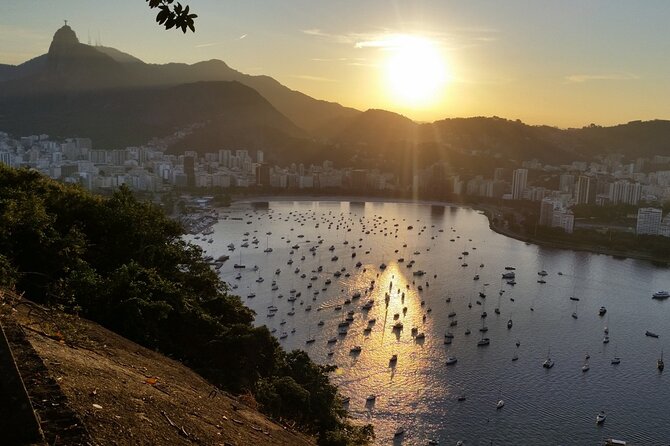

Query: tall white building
0,151,12,166
511,168,528,200
575,175,594,204
609,180,641,205
636,207,663,235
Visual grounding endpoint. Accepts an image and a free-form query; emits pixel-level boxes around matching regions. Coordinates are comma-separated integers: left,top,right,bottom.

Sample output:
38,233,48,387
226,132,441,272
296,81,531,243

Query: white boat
496,399,505,409
596,411,607,424
446,356,458,365
582,362,590,372
652,290,670,299
543,349,554,368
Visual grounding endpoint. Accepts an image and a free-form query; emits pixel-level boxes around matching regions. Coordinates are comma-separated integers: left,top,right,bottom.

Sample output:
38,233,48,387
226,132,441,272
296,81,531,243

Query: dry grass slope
11,302,315,446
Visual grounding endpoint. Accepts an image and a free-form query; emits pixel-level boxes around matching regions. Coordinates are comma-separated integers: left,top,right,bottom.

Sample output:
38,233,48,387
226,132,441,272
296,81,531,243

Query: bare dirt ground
8,302,315,446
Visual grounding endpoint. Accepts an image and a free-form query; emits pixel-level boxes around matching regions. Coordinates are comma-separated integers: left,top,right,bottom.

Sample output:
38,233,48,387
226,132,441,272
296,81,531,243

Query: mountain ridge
2,25,670,164
0,24,360,134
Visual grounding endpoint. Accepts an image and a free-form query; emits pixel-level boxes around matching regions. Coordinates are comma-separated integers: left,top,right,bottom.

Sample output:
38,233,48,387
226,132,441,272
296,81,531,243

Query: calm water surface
188,201,670,446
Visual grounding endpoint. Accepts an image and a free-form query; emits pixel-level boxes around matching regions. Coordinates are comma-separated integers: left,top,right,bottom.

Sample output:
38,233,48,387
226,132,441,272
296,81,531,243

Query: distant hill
324,112,583,165
568,120,670,158
0,80,304,154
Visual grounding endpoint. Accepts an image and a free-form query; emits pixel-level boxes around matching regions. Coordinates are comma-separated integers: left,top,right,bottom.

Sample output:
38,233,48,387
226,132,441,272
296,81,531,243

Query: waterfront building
551,209,575,234
636,207,663,235
660,213,670,238
512,168,528,200
575,175,595,205
609,180,641,205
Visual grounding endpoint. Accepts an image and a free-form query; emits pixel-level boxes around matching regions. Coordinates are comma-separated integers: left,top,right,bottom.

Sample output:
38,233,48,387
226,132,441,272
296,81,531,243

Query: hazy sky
2,0,670,127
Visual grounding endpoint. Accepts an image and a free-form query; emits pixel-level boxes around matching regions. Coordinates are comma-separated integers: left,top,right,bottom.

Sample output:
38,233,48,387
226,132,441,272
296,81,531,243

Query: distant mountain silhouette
1,25,669,164
0,24,359,134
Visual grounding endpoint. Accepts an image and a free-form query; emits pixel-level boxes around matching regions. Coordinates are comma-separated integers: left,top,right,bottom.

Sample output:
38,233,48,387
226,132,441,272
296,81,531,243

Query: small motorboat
652,290,670,299
446,356,458,365
645,331,659,338
496,399,505,409
596,411,607,424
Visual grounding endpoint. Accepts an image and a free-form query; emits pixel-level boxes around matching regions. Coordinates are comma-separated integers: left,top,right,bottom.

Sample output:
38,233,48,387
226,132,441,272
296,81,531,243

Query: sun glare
383,35,449,108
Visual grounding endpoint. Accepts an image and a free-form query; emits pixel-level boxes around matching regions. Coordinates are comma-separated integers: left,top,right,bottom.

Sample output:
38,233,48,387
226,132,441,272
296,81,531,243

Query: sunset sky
3,0,670,127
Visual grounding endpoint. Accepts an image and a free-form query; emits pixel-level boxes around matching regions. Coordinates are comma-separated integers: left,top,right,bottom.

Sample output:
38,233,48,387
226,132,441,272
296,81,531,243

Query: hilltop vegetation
0,166,372,445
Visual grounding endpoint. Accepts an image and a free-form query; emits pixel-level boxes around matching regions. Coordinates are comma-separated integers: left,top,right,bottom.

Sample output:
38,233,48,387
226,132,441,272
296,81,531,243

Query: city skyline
3,0,670,127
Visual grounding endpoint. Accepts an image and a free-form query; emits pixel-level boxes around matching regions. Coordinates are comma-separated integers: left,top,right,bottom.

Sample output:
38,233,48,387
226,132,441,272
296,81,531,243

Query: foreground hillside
10,303,314,446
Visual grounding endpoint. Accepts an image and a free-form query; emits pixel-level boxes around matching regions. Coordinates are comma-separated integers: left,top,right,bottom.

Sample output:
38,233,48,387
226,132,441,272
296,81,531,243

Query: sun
384,35,450,108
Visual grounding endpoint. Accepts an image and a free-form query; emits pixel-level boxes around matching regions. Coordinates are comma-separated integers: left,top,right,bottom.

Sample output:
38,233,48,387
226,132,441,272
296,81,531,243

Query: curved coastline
229,194,668,266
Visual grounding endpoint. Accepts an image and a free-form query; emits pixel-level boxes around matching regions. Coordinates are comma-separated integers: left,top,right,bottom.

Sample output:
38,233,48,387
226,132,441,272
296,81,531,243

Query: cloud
565,73,639,83
302,29,355,44
292,74,338,82
311,57,349,62
195,42,224,48
238,34,247,40
301,27,498,52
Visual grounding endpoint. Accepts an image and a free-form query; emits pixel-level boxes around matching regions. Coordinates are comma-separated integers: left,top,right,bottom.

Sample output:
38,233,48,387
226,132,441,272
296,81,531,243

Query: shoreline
231,194,463,208
229,194,668,266
473,204,669,266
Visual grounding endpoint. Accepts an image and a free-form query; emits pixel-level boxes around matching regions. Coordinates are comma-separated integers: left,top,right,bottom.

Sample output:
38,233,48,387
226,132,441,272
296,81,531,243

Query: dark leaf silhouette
146,0,197,33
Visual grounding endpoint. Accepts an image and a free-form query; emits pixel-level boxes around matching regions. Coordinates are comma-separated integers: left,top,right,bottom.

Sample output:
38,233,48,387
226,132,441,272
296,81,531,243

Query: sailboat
658,350,664,371
496,390,504,409
495,292,501,315
477,319,490,346
233,250,246,268
572,302,578,319
611,345,621,365
264,236,273,253
542,347,554,368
